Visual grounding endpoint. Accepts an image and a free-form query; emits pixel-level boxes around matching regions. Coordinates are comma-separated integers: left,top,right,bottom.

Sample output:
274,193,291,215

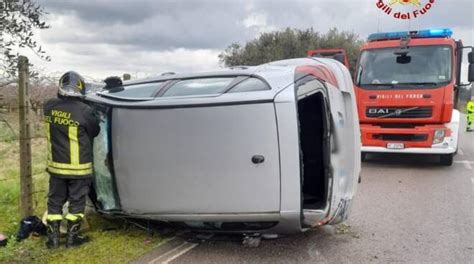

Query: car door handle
252,155,265,164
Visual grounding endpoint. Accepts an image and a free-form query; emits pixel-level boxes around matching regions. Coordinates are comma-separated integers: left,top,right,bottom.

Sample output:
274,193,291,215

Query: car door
111,102,281,215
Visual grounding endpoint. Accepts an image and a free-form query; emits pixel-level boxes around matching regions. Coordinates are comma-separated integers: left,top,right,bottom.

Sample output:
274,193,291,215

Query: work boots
65,219,89,248
45,220,61,249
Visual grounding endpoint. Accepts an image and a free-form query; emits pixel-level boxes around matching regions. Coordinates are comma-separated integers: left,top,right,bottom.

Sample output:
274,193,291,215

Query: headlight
433,129,445,144
434,129,445,138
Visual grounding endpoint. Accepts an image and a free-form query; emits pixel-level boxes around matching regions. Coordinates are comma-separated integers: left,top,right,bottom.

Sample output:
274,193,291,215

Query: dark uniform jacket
43,97,100,178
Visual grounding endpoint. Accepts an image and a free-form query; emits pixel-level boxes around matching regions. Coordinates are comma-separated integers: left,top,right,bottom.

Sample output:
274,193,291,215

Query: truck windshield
356,46,452,88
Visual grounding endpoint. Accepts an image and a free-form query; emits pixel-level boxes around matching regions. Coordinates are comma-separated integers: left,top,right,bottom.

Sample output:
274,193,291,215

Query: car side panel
111,103,281,214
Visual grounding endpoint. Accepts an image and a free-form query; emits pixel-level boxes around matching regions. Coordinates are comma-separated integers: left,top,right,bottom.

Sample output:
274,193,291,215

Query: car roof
122,57,341,87
85,57,349,107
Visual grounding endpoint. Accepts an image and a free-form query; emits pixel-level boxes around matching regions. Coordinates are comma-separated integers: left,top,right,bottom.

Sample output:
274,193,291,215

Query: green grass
0,213,164,264
0,114,163,263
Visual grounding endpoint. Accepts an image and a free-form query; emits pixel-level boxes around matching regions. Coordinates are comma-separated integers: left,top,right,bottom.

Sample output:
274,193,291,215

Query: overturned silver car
85,58,361,234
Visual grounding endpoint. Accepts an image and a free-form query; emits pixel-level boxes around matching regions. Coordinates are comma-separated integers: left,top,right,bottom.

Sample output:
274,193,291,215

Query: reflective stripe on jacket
467,101,474,114
43,97,100,178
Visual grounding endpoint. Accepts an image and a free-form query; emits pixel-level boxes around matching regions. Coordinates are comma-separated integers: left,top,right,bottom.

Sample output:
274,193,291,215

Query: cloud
246,0,473,39
30,0,473,79
39,0,255,50
39,0,155,25
28,42,221,79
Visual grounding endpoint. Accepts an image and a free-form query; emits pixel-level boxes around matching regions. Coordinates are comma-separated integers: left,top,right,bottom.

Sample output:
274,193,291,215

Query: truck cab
353,28,473,165
307,49,350,69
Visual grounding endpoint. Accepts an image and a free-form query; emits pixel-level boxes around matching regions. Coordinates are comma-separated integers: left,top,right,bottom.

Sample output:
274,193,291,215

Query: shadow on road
362,153,445,168
172,226,357,263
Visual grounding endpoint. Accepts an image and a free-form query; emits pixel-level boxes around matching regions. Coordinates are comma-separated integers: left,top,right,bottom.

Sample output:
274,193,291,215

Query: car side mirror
104,76,123,90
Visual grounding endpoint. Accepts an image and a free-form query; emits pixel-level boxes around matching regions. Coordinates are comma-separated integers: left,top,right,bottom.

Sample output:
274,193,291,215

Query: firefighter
43,71,100,249
467,97,474,132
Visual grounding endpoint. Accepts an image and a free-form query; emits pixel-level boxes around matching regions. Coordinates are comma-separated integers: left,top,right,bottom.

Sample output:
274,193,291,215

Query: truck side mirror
468,64,474,82
468,52,474,83
333,53,345,64
468,51,474,64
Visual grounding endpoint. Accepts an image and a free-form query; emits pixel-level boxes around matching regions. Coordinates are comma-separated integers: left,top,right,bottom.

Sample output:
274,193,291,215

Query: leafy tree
219,28,364,74
0,0,50,84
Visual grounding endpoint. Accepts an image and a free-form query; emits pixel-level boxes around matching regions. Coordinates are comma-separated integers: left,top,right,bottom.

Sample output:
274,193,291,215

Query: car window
162,78,234,97
227,78,270,93
107,82,163,98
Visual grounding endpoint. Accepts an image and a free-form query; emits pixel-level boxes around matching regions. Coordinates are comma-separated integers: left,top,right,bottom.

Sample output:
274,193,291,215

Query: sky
27,0,474,80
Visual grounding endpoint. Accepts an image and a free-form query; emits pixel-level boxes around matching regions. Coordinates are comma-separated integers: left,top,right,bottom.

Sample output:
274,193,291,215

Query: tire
361,153,367,162
440,154,453,166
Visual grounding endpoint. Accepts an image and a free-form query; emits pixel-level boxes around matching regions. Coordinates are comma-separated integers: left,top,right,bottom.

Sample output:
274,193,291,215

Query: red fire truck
307,49,350,68
310,29,474,165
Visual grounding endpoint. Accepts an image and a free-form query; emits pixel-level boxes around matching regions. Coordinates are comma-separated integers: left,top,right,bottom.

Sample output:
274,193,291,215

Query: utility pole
18,56,33,218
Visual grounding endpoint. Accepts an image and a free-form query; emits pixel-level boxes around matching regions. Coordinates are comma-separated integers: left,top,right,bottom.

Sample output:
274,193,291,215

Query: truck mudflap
92,107,121,211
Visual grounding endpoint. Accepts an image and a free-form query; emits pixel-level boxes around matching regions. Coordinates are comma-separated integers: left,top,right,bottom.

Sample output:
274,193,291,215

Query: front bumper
362,144,456,154
361,110,460,154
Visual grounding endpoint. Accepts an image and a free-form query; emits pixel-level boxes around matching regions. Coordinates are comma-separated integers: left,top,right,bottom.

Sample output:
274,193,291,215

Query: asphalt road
137,122,474,264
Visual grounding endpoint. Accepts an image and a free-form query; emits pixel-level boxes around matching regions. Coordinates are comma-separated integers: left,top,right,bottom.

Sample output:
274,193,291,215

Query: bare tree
0,0,50,85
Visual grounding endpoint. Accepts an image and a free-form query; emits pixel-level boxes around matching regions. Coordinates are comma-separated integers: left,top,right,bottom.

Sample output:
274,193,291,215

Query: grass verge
0,115,163,263
0,213,164,264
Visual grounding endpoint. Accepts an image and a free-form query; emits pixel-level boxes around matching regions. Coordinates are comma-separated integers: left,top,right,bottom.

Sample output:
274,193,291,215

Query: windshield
356,45,452,88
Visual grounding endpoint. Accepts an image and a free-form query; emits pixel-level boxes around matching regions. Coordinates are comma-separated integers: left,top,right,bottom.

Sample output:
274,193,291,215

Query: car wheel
440,154,453,166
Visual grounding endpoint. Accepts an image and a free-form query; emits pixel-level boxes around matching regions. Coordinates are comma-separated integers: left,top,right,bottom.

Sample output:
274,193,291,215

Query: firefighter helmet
58,71,86,97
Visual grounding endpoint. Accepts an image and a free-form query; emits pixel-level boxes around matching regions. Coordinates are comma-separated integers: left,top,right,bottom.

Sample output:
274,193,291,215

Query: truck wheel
440,154,453,166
